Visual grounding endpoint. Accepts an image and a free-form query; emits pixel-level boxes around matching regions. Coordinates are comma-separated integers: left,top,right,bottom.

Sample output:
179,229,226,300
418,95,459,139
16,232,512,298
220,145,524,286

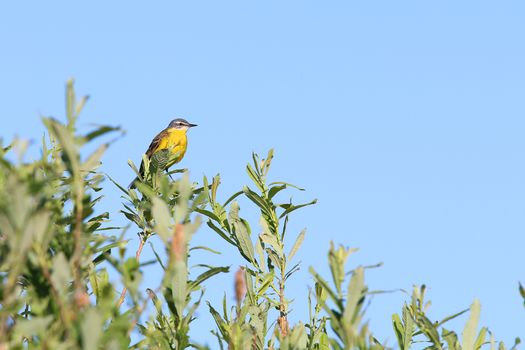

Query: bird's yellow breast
155,128,188,166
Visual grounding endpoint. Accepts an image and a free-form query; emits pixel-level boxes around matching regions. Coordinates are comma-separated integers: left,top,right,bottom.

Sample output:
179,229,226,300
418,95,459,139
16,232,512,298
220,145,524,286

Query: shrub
0,82,518,349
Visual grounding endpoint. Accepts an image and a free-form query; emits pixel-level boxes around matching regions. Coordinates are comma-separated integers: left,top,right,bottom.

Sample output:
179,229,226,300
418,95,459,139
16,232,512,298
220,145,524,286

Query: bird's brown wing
146,128,170,158
139,128,170,175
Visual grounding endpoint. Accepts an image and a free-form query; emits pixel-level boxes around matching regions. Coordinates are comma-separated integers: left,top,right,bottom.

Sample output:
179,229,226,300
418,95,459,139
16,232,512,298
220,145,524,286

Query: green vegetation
0,82,520,349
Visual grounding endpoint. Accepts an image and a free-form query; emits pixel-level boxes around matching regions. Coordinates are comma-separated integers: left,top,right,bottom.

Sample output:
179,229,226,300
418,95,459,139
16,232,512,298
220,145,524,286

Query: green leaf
342,266,364,325
261,149,274,175
520,282,525,298
44,118,80,175
309,267,343,311
288,229,306,262
256,272,274,297
128,159,141,178
437,308,470,327
51,252,71,296
443,328,459,350
246,164,265,193
13,316,53,339
149,241,166,271
490,333,496,350
269,181,305,191
82,309,102,350
328,243,358,296
94,240,126,254
152,197,172,242
84,125,121,142
279,199,317,219
519,282,525,306
81,143,108,172
207,220,236,246
235,219,255,265
122,257,141,292
511,338,521,350
417,314,443,350
402,304,414,350
207,301,231,342
474,327,487,350
211,174,220,204
146,288,164,317
319,332,330,350
177,173,193,204
105,173,129,194
194,207,221,222
392,314,405,350
255,238,266,271
90,269,110,302
190,266,230,289
288,322,308,349
66,78,77,127
268,183,286,200
223,190,243,207
189,246,222,255
229,201,256,264
260,233,282,257
462,299,481,350
243,187,273,217
266,248,281,271
284,262,300,280
172,260,187,316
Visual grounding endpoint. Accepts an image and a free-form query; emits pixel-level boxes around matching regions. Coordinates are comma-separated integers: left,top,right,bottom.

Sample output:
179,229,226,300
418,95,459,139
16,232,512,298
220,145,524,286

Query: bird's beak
188,123,198,128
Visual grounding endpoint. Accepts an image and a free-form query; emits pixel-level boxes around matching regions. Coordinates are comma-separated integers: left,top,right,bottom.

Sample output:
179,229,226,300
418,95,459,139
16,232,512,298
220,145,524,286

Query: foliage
0,81,519,349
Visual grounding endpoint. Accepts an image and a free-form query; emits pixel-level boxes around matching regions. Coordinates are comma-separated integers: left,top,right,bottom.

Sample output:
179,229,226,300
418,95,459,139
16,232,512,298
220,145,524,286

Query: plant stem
39,253,70,339
278,275,288,337
117,235,146,307
72,187,84,296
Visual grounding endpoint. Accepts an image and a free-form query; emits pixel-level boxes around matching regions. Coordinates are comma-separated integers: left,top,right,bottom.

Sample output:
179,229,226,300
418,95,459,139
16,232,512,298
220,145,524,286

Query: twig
117,235,146,307
125,287,159,337
40,256,70,337
277,277,288,337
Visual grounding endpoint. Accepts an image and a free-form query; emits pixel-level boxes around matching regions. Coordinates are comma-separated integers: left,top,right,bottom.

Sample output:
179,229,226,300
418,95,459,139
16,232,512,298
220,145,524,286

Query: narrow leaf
151,197,171,242
402,304,414,350
462,299,481,350
190,266,230,288
172,260,187,316
279,199,317,219
342,266,364,325
288,229,306,262
392,314,405,350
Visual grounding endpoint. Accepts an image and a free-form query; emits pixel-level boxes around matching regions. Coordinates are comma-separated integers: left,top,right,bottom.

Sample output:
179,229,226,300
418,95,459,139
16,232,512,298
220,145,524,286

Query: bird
129,118,197,189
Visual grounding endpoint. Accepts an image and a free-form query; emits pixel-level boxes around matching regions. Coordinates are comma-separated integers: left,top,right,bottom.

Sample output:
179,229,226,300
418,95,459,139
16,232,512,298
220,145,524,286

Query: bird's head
168,118,198,131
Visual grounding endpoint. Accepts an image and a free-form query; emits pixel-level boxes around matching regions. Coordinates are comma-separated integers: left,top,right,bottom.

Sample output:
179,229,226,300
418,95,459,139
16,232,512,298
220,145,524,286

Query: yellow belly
155,128,188,167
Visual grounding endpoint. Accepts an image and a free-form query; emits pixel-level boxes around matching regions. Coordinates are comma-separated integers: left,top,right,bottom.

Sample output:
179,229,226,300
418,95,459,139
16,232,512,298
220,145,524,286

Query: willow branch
117,236,146,308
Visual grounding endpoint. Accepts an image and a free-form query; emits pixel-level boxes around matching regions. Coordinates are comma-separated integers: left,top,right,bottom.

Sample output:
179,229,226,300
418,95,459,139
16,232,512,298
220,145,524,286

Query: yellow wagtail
129,118,197,188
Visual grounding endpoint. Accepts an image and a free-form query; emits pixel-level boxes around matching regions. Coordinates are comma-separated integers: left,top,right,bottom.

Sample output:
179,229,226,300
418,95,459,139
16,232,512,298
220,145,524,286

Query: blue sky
1,0,524,346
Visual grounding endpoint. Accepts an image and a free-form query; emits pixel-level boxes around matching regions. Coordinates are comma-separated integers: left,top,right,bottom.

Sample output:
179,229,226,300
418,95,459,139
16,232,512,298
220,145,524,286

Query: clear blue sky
1,0,524,346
